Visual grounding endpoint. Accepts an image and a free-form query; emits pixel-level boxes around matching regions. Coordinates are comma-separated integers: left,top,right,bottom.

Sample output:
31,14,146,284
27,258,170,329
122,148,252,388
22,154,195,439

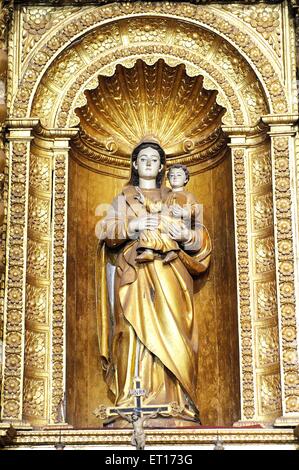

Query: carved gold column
22,131,53,426
263,115,299,427
228,132,256,424
248,136,281,424
22,127,77,427
1,119,38,425
48,129,77,426
0,0,13,424
227,125,281,425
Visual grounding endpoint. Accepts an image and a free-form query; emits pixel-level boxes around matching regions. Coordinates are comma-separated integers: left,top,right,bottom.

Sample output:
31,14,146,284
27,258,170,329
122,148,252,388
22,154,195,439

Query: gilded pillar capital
262,114,299,136
5,118,39,134
223,122,269,147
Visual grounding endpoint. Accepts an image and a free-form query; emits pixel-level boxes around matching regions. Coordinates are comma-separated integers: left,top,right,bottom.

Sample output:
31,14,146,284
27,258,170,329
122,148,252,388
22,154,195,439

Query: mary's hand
127,215,159,237
168,221,192,243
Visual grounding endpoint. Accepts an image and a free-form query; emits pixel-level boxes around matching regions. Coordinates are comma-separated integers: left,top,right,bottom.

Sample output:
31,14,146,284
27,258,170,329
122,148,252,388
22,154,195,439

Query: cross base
94,377,190,422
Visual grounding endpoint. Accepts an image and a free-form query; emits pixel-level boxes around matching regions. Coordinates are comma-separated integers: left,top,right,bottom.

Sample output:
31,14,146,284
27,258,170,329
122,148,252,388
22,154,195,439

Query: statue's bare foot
136,250,154,262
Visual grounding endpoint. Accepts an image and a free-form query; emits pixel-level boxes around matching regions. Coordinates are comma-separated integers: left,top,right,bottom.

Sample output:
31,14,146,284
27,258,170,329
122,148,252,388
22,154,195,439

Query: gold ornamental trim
9,3,288,120
5,428,298,448
1,2,299,429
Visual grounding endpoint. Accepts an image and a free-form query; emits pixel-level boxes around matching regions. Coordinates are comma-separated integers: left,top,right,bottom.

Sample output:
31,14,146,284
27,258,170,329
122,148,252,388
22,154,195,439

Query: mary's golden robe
96,185,211,418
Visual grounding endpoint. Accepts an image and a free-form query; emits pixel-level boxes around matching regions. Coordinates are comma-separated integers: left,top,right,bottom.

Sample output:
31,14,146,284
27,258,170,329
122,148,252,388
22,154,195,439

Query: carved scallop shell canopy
73,59,228,169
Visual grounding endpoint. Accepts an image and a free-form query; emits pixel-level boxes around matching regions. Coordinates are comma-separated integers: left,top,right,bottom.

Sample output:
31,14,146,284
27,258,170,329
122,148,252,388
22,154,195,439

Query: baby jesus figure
135,164,200,264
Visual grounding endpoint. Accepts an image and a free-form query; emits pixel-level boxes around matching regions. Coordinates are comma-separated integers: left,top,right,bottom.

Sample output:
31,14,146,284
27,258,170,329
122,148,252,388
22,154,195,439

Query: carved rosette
271,135,299,416
1,137,31,421
231,148,255,420
0,141,7,400
50,147,69,423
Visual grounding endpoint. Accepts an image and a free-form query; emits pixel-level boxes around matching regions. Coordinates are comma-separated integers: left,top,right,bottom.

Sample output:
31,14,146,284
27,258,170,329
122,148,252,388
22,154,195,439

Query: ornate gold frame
0,2,299,440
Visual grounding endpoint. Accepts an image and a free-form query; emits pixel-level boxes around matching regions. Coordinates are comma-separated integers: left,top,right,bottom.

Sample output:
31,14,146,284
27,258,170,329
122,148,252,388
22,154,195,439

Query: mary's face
134,147,161,180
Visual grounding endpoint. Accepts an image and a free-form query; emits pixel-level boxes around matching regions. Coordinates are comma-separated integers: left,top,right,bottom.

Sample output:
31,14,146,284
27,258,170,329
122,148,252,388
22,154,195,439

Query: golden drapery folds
96,185,211,421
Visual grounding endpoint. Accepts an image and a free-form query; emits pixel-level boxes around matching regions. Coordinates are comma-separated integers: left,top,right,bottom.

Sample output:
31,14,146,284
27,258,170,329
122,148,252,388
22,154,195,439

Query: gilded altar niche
66,59,240,428
0,1,298,447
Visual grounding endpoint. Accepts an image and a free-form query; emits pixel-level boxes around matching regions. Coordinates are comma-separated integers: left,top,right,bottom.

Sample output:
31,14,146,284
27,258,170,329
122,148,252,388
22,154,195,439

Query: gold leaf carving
74,59,227,168
28,194,50,235
255,236,275,273
260,374,281,415
253,193,273,231
26,284,48,324
256,281,277,320
25,330,47,371
257,326,279,367
29,154,51,192
251,152,272,187
27,239,49,279
23,377,46,418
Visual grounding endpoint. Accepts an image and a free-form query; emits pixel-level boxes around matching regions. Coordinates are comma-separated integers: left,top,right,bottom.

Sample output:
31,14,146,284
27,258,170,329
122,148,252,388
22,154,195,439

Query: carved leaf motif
256,281,277,320
253,193,274,231
255,236,275,273
26,284,48,323
28,194,50,234
25,330,46,371
257,327,279,367
23,377,45,418
260,374,281,415
29,154,51,192
251,152,272,187
27,239,49,278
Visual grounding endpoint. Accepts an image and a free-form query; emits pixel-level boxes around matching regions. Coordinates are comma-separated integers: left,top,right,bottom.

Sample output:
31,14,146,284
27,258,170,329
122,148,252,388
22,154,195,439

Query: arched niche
4,4,295,431
66,58,240,428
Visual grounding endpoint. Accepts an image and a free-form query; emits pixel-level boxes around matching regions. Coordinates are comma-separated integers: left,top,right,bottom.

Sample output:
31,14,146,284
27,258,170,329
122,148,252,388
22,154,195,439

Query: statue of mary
95,138,211,426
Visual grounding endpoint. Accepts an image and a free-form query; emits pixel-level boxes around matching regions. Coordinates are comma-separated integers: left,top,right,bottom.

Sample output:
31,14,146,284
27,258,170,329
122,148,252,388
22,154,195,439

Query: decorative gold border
266,125,299,419
3,428,297,448
1,3,298,432
8,3,288,118
1,120,38,421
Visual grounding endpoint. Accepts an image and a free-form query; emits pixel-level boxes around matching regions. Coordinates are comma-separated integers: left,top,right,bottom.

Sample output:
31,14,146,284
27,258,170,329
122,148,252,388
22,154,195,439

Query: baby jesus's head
167,164,190,190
